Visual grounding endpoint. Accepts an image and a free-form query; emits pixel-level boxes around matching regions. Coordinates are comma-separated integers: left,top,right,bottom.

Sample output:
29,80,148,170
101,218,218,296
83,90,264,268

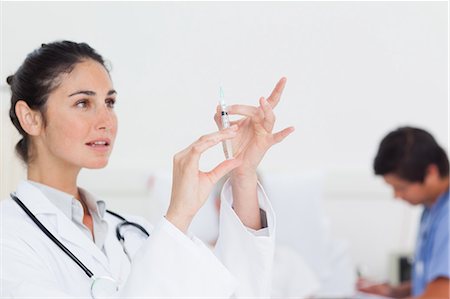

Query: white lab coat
0,180,276,298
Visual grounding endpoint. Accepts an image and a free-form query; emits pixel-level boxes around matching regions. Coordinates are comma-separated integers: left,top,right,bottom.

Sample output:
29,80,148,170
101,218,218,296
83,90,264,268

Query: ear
424,164,440,183
15,100,44,136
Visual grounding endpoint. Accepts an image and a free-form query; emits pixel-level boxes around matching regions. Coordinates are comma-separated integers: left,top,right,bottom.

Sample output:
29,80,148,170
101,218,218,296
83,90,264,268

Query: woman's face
38,59,118,169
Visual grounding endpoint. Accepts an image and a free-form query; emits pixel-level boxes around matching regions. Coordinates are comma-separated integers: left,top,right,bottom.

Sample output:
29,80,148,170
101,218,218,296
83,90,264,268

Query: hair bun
6,75,13,85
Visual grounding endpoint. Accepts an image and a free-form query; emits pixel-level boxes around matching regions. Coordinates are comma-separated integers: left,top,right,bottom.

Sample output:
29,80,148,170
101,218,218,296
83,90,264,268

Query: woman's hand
213,78,294,229
214,77,294,176
166,126,242,233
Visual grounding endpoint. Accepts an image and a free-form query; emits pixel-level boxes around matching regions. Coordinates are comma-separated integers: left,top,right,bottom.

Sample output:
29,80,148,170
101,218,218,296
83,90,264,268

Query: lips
85,139,111,147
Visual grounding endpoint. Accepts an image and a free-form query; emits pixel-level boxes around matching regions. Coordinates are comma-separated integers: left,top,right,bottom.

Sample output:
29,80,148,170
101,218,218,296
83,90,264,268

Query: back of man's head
374,126,449,182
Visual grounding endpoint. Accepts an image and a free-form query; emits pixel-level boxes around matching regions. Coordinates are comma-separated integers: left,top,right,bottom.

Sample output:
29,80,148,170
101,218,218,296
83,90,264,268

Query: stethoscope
10,193,150,298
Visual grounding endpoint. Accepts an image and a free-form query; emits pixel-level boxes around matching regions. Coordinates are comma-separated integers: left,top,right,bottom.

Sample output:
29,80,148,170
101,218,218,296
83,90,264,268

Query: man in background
359,127,449,298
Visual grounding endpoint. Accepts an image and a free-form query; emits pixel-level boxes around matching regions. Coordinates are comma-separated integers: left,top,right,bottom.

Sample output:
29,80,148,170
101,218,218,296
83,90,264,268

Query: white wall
1,1,448,283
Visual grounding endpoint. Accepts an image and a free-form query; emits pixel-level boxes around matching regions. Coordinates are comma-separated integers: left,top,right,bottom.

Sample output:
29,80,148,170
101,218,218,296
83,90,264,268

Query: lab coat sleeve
214,179,276,297
119,216,238,298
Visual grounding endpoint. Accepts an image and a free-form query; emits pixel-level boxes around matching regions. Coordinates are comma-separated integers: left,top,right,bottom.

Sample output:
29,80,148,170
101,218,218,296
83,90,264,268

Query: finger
214,106,222,128
229,120,240,126
260,97,275,132
267,77,287,109
227,104,261,119
205,158,243,185
189,126,239,160
215,105,239,129
273,126,295,144
177,126,237,160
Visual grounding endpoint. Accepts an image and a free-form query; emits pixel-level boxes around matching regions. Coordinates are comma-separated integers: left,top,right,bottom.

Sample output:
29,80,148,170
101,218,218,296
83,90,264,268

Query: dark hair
7,41,107,163
374,126,449,182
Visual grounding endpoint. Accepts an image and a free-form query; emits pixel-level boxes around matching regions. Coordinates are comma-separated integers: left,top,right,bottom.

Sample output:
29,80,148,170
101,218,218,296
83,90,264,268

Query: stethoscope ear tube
10,194,95,278
116,221,150,242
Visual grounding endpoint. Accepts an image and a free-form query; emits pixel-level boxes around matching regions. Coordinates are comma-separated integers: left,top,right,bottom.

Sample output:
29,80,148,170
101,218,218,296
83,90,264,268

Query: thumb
273,126,295,144
206,158,243,185
214,105,223,129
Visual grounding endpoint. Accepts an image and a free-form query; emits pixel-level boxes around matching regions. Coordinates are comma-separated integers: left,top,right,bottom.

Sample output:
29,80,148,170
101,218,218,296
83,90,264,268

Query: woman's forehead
56,60,113,95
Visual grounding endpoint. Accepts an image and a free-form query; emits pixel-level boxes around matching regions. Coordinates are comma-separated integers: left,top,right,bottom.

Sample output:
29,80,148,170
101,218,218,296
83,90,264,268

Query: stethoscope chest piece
91,276,119,298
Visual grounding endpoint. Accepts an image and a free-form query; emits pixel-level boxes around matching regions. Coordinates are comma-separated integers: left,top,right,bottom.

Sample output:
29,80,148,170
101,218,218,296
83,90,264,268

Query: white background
1,1,448,283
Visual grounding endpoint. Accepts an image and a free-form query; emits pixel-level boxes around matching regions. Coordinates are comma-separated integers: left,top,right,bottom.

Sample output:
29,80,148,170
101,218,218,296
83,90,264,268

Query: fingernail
230,125,238,130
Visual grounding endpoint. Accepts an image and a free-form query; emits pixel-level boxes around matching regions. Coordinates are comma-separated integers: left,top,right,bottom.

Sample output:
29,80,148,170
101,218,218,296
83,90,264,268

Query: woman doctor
0,41,294,298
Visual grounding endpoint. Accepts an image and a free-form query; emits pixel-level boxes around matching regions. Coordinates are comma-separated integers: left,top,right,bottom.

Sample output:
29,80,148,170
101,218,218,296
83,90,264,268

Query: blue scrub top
412,189,449,296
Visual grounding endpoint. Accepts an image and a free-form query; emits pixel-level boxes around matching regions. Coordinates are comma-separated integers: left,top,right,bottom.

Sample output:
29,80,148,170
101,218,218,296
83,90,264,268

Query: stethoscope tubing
10,194,95,278
9,193,150,280
106,209,150,242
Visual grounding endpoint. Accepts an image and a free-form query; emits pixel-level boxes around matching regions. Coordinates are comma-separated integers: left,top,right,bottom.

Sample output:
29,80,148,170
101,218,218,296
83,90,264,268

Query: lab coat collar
78,187,107,219
14,180,111,272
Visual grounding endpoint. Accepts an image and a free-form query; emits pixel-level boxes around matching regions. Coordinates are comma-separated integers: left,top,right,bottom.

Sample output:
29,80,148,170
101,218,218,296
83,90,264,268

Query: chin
84,158,110,169
404,199,422,206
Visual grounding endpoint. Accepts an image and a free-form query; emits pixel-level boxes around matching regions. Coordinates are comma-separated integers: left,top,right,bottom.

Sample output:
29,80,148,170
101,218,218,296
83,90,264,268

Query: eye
75,99,88,109
106,98,116,108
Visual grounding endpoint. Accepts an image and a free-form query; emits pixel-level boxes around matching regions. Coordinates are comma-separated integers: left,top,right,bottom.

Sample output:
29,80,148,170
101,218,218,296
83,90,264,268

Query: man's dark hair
374,126,449,182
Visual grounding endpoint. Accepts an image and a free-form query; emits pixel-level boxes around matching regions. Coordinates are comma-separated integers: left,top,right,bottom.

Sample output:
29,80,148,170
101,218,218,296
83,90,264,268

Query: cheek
405,187,425,202
109,115,118,142
45,116,90,150
112,115,118,134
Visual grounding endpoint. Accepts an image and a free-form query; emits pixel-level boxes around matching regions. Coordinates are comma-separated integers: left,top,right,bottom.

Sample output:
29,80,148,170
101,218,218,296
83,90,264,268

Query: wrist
389,284,408,299
231,170,258,187
165,208,194,234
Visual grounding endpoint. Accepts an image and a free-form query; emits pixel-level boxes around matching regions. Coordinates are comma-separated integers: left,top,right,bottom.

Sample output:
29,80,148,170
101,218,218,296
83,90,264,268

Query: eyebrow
68,90,117,97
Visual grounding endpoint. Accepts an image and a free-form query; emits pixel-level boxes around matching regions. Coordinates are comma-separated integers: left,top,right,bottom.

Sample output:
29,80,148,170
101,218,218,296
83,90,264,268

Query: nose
96,105,115,131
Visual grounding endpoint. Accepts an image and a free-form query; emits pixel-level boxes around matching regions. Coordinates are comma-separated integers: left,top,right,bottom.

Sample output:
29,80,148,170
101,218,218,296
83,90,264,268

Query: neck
428,176,450,206
437,176,450,196
27,159,81,201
